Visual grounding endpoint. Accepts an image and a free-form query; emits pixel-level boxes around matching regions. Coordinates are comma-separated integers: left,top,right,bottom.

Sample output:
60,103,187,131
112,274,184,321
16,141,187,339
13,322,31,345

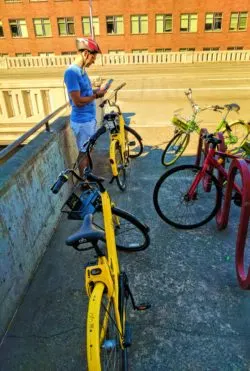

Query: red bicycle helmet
76,37,101,54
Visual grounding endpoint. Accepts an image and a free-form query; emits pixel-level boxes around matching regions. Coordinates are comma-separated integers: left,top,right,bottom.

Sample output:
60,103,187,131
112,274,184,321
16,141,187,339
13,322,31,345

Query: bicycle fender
109,139,118,176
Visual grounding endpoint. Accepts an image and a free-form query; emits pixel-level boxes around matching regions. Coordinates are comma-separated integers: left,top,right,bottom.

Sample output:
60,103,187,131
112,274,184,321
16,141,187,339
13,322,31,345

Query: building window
106,16,124,35
179,48,195,52
131,15,148,34
156,14,172,33
61,51,77,55
156,48,171,52
229,12,248,31
205,13,222,31
203,47,220,51
16,53,31,56
180,14,197,32
108,50,125,54
132,49,148,53
227,46,243,50
0,54,8,57
33,18,52,37
57,17,75,36
0,21,4,37
82,16,100,36
39,52,55,56
9,19,28,37
5,0,21,3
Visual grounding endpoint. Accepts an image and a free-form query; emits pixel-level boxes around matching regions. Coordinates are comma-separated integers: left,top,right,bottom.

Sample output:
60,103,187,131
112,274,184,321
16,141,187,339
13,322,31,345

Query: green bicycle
161,88,249,166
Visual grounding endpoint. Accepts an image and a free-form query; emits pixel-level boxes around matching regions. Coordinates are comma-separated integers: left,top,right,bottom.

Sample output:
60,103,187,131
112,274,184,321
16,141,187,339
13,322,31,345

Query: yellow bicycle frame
109,114,127,177
86,189,124,370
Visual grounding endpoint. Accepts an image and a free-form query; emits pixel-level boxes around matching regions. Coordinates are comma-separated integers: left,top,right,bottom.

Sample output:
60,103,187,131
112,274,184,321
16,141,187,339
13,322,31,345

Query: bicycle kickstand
126,281,151,311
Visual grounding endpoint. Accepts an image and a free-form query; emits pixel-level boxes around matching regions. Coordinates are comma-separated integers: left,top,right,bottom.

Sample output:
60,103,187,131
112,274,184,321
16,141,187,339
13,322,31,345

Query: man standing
64,37,107,175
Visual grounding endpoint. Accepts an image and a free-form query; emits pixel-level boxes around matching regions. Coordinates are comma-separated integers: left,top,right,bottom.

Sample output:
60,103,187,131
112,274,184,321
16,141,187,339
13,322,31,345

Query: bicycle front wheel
115,142,127,191
153,165,222,229
223,122,249,152
124,125,143,158
161,132,190,166
87,283,125,371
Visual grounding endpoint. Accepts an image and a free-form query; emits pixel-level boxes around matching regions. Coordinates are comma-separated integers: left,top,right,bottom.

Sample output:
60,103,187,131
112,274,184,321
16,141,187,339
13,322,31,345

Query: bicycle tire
124,125,143,158
161,132,190,167
153,165,222,229
119,272,129,370
93,206,150,251
87,282,125,371
222,121,249,152
112,207,150,251
115,142,127,191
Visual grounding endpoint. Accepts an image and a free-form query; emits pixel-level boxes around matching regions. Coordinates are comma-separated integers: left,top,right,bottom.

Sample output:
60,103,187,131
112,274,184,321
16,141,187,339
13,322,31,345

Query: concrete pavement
0,126,249,370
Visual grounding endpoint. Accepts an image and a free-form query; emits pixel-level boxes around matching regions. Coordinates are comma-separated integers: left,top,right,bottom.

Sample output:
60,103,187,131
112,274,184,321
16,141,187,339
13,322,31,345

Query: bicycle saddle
224,103,240,112
203,133,222,146
66,214,105,247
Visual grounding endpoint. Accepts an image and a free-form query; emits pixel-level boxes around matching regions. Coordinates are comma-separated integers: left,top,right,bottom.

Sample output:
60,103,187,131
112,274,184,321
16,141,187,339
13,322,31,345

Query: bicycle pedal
123,322,132,348
135,303,151,311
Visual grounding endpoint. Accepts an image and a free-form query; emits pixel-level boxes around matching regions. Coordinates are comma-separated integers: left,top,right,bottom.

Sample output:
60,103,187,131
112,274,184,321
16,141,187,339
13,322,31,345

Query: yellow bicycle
51,154,150,371
97,82,143,191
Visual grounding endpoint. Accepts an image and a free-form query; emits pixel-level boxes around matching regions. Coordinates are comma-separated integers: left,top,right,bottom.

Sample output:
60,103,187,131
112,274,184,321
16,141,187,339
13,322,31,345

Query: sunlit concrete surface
0,126,249,370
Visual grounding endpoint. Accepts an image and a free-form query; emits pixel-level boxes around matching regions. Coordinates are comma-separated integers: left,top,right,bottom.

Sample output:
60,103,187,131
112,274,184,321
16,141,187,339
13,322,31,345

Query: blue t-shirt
64,64,96,123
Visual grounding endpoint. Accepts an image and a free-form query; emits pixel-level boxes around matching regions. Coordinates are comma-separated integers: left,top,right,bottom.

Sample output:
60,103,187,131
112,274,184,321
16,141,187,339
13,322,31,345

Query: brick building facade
0,0,249,57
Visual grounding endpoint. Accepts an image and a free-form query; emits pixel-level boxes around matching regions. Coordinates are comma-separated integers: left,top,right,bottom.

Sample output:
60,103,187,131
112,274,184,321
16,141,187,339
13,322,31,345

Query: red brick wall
0,0,249,56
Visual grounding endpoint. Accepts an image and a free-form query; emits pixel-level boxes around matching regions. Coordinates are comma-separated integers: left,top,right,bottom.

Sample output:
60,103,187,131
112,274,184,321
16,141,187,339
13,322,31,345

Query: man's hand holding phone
95,79,113,99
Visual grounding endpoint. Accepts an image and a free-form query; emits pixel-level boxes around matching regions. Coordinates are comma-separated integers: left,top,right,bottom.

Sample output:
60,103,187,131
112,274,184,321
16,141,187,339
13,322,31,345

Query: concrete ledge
0,115,78,339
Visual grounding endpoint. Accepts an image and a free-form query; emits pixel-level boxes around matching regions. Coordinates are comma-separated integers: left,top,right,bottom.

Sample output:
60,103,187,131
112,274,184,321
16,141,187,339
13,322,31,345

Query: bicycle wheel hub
102,339,117,351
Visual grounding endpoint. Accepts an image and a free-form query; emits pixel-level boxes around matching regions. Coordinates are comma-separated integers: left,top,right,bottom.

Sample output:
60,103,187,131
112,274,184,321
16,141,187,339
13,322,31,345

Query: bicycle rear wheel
124,125,143,158
161,132,190,167
87,282,125,371
93,207,150,251
112,207,150,251
115,142,127,191
223,122,249,152
153,165,222,229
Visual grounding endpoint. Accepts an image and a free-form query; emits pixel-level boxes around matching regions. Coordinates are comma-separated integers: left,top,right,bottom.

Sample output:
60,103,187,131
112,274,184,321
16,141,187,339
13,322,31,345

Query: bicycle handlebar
99,82,126,108
184,88,230,114
51,172,69,194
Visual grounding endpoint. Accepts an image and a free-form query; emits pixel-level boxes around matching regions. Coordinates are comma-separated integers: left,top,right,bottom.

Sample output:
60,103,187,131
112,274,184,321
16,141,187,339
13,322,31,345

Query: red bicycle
153,133,250,230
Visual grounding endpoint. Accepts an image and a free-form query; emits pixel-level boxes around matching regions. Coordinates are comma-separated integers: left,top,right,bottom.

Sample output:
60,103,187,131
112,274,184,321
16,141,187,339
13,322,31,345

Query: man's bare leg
77,152,89,177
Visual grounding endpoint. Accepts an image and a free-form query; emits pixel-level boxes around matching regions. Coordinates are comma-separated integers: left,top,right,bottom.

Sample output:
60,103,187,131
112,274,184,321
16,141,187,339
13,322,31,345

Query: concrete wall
0,101,103,339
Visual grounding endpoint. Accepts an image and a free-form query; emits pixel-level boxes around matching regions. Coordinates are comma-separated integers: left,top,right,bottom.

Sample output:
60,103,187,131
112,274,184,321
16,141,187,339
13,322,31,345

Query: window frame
229,12,248,31
180,13,198,32
33,18,52,37
205,12,223,32
131,14,148,34
155,14,173,33
106,15,124,35
57,17,75,36
0,21,4,38
9,19,28,38
82,16,100,36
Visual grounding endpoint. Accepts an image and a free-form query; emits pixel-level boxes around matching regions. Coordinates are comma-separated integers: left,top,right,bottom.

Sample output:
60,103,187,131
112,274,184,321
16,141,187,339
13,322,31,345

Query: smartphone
102,79,114,90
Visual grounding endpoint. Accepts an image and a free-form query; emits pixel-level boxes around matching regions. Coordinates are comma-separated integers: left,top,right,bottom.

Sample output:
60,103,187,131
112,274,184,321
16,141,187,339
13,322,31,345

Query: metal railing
1,50,250,69
0,102,69,161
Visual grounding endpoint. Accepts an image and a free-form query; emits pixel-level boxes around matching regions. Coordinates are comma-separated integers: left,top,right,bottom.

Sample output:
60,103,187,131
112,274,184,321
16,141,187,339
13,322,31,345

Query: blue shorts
70,119,97,153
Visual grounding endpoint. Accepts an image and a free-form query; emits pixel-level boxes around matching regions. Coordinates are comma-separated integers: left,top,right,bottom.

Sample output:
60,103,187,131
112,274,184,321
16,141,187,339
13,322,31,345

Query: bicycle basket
61,186,100,220
103,112,119,132
172,116,189,131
